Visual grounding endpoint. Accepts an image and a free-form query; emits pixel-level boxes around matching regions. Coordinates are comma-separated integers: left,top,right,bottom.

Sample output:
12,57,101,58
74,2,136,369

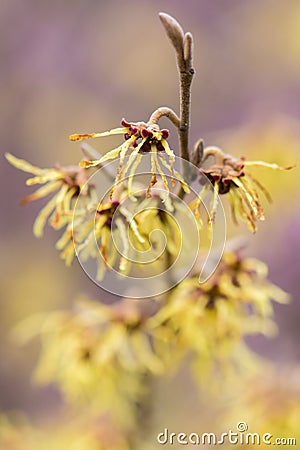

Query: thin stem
202,146,225,166
159,13,195,201
179,32,194,163
192,138,204,167
148,107,180,128
177,139,203,199
159,13,195,163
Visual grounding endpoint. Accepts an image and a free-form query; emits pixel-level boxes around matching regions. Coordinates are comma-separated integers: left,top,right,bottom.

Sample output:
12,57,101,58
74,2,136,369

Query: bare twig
159,13,195,164
192,139,204,167
202,146,225,165
148,107,180,128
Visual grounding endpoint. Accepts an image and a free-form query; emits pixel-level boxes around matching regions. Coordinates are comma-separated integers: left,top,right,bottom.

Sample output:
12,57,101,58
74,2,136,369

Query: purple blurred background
1,0,299,424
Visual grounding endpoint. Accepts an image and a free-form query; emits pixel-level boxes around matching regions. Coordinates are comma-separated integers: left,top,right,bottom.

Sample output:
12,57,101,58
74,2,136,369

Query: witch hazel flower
191,146,294,232
76,195,146,280
69,118,189,199
5,153,96,238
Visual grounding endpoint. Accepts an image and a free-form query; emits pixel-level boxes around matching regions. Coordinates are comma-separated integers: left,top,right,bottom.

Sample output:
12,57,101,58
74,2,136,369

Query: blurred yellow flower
15,298,166,425
150,251,289,386
14,249,290,406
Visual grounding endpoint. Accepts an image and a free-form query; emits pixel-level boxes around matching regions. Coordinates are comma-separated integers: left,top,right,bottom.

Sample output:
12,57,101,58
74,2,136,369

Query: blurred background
1,0,299,445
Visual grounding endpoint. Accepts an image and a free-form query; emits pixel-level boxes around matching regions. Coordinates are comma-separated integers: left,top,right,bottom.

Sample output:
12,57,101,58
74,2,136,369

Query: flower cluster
70,118,189,198
5,150,190,280
5,153,99,265
16,297,168,425
5,153,151,277
150,251,289,386
4,11,296,450
191,146,294,231
16,251,289,410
